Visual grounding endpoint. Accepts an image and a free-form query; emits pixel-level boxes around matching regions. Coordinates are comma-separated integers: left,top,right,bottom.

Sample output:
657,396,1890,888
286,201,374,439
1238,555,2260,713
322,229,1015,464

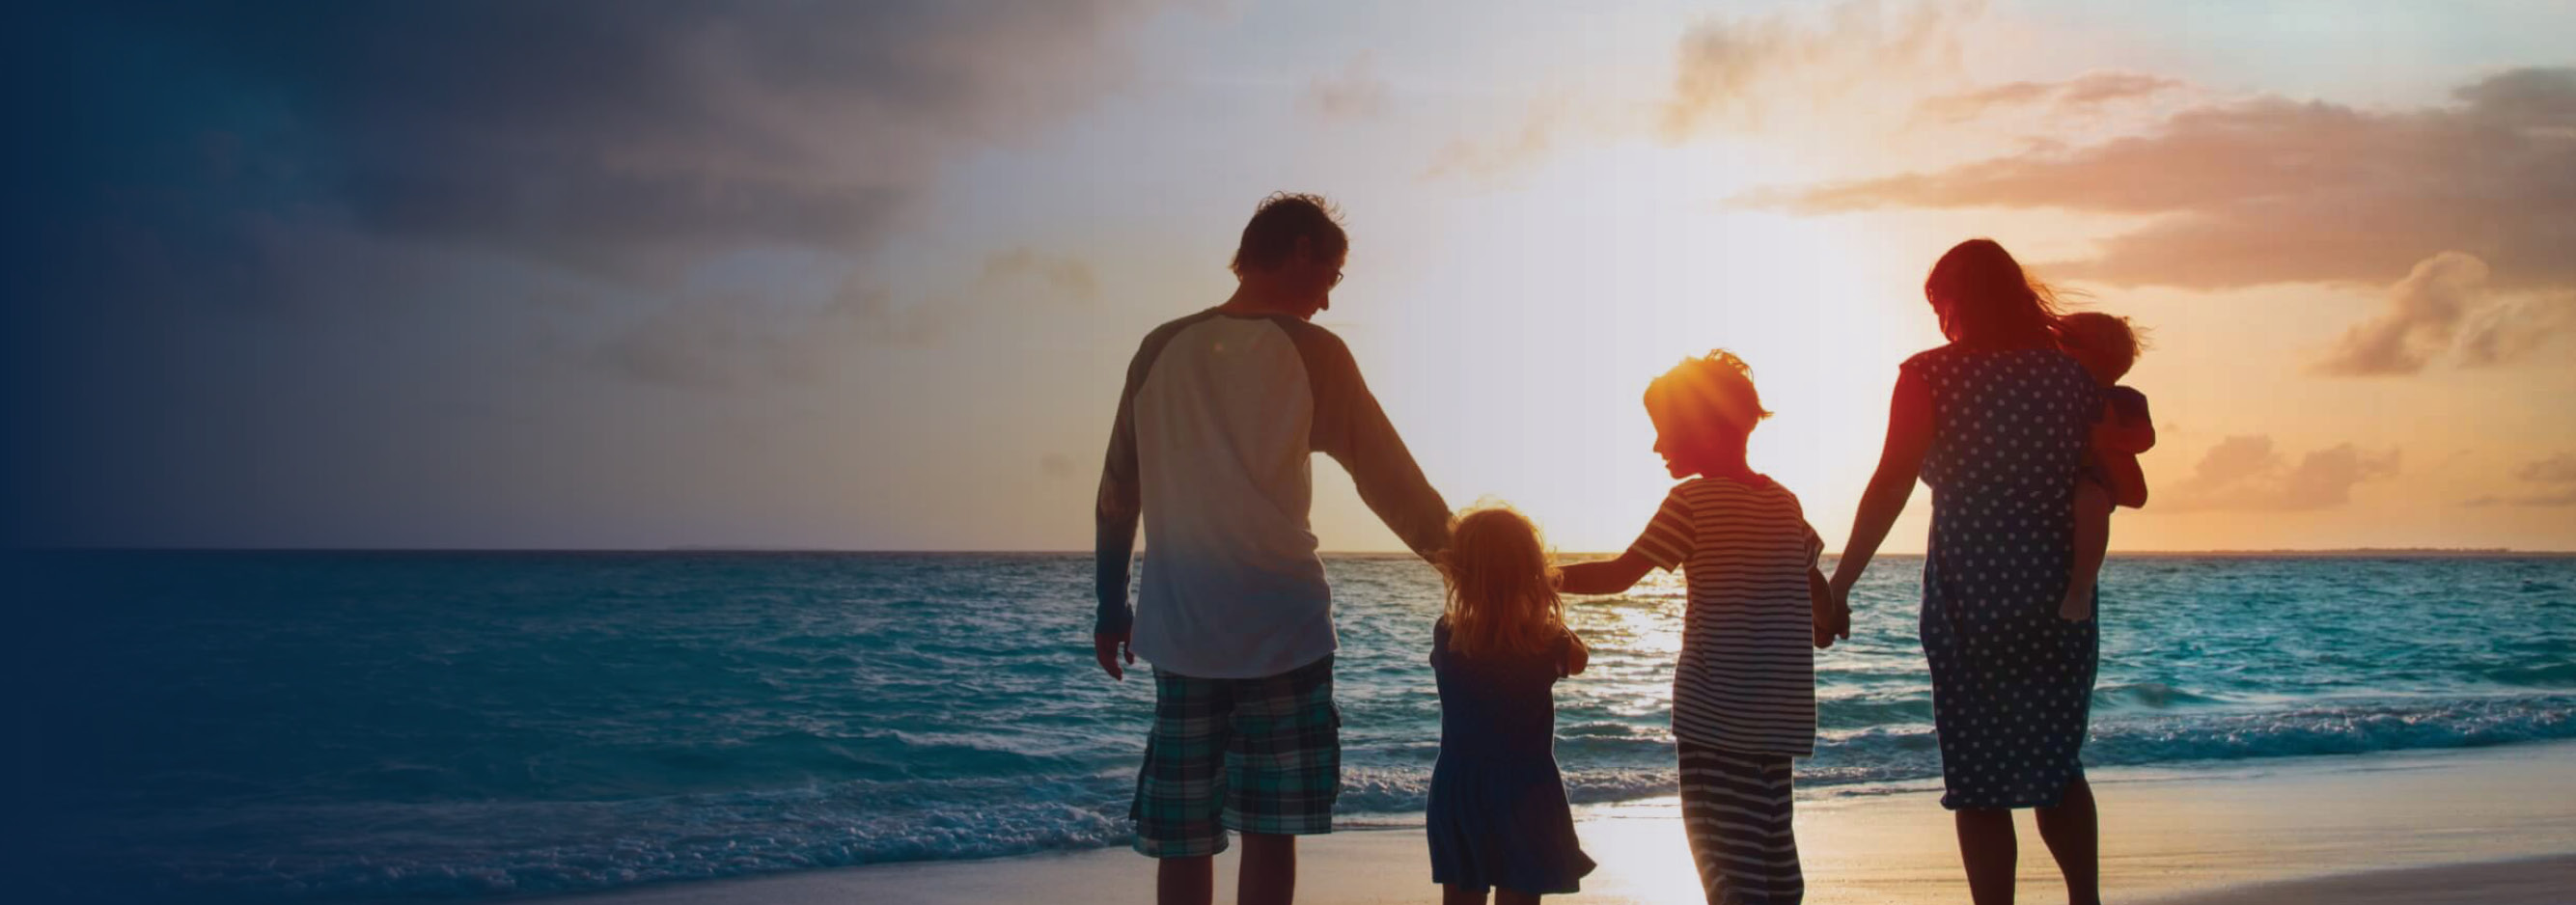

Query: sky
4,0,2573,553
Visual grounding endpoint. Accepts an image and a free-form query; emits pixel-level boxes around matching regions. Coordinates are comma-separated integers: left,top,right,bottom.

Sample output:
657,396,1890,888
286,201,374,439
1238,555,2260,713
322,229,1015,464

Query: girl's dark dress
1426,619,1596,894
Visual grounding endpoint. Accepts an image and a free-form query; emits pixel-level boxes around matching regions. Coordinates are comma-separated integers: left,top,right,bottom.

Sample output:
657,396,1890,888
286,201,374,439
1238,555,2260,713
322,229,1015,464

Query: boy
1556,350,1835,905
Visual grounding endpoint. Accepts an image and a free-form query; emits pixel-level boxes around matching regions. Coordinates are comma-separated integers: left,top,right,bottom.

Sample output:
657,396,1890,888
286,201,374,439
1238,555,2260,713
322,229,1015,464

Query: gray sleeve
1279,319,1452,561
1094,315,1205,635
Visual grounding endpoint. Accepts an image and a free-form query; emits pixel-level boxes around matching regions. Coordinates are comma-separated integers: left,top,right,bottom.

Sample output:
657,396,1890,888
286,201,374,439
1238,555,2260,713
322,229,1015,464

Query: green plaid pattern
1129,655,1340,858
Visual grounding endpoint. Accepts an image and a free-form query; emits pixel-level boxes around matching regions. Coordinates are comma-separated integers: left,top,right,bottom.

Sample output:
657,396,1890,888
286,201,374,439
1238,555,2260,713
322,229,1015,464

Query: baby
2057,312,2153,621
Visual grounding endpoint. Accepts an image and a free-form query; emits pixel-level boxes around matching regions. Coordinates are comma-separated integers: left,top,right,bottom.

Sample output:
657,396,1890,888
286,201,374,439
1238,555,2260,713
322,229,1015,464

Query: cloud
1914,71,2182,123
1420,104,1564,183
1301,52,1391,122
591,246,1100,389
1660,0,1977,140
1758,68,2576,292
1039,453,1078,480
2467,452,2576,507
2159,435,2400,511
2311,252,2575,375
983,249,1099,305
28,2,1166,287
2520,453,2576,484
2313,252,2488,375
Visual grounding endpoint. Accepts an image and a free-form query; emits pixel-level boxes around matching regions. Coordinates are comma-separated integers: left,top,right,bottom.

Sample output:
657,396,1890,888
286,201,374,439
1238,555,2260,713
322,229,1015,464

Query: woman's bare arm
1829,369,1934,598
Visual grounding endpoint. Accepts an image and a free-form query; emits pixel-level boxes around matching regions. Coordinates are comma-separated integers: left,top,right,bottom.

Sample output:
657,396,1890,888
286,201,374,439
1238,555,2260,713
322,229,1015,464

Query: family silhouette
1094,193,2143,905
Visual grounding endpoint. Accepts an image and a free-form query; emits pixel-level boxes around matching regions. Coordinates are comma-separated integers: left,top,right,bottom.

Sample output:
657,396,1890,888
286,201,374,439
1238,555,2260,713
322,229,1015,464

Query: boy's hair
1230,192,1347,274
1438,504,1565,660
1644,349,1772,448
2056,311,2147,380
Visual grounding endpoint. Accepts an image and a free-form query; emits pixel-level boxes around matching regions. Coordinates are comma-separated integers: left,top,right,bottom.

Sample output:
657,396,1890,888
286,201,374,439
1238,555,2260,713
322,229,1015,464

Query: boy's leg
1131,668,1234,905
1680,742,1799,904
1223,655,1341,905
1759,755,1804,905
2063,480,2112,621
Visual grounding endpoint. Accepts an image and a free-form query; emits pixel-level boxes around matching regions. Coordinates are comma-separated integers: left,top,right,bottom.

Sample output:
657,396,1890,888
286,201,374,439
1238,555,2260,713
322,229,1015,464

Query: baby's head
1643,350,1771,479
2056,312,2145,386
1439,505,1564,658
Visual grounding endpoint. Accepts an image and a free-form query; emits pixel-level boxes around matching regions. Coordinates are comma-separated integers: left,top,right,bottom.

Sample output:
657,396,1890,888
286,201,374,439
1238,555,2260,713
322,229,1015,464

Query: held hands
1813,593,1852,649
1094,630,1135,680
1810,571,1853,649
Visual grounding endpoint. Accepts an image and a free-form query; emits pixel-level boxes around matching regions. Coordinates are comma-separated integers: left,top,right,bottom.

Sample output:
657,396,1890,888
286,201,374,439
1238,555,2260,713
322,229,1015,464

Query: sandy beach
546,741,2576,905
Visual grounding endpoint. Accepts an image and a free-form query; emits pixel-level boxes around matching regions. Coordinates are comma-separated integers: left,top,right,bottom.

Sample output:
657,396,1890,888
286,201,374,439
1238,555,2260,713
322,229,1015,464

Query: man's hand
1094,630,1135,680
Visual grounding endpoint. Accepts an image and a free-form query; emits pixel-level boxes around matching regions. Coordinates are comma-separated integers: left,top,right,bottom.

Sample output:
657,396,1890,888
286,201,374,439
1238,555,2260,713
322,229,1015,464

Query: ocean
9,551,2573,902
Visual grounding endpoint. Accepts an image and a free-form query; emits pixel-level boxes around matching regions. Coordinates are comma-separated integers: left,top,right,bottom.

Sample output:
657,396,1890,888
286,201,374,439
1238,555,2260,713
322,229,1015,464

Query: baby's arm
1559,552,1654,596
2095,388,2155,454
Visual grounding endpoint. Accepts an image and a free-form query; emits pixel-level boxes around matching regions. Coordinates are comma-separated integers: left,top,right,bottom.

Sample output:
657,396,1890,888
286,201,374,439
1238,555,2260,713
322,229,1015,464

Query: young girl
1428,506,1597,905
2056,311,2155,620
1558,350,1833,905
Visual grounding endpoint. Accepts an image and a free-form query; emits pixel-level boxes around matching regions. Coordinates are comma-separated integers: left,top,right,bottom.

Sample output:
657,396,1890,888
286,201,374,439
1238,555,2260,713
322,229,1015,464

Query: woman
1826,238,2103,905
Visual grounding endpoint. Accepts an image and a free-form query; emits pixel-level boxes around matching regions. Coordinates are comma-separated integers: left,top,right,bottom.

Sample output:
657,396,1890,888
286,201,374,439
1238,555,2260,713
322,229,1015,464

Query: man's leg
1224,656,1340,905
1238,832,1296,905
1132,668,1232,905
1158,856,1214,905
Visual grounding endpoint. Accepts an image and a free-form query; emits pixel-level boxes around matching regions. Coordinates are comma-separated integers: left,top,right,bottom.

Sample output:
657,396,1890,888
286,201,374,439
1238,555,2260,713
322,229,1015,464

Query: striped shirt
1626,476,1824,756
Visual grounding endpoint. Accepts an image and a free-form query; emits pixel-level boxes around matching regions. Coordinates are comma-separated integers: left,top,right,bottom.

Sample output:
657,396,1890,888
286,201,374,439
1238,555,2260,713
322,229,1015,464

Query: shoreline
536,741,2576,905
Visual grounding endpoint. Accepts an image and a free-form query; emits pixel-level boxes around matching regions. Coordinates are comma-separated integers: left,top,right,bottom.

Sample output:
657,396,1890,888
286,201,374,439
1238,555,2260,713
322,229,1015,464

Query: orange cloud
2160,435,2400,511
2464,453,2576,507
1660,0,1975,140
1759,68,2576,292
1913,70,2181,123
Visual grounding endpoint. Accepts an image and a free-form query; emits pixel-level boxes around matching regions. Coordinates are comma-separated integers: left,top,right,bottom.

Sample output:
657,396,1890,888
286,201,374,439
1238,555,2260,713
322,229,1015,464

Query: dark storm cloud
1,2,1166,546
19,1,1162,279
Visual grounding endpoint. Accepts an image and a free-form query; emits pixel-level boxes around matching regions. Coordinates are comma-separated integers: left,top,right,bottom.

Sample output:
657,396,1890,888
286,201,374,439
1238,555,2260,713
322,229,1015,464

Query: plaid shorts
1129,654,1340,858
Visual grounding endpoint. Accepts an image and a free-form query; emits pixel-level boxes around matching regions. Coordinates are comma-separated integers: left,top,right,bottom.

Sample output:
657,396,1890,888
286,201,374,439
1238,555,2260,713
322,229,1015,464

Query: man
1094,193,1451,905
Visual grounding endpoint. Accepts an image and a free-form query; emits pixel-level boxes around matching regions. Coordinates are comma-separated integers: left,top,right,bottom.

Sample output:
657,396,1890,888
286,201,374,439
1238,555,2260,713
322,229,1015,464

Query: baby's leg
2064,480,2111,621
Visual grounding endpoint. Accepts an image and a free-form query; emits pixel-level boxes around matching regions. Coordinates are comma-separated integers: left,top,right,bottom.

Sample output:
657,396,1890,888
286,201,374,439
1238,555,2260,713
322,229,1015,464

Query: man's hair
1644,349,1772,447
1231,192,1347,274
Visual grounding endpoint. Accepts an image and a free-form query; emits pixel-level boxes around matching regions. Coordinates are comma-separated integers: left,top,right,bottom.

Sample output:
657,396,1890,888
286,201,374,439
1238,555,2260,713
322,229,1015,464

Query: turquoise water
10,552,2574,902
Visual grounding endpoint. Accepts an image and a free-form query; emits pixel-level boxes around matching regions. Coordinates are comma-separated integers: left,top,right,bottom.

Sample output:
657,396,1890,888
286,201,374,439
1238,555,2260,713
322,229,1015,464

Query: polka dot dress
1902,343,2101,811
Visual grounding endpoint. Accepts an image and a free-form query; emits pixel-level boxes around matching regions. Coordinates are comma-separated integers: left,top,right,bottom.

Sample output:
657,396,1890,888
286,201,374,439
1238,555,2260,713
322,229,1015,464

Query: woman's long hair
1438,506,1565,659
1924,238,2066,348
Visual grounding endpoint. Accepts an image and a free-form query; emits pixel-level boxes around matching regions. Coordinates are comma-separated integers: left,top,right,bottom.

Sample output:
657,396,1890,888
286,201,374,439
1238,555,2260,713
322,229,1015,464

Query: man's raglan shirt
1094,310,1450,679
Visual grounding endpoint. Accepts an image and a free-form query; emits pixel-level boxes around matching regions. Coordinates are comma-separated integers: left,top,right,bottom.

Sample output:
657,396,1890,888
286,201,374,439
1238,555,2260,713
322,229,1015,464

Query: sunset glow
9,1,2573,554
